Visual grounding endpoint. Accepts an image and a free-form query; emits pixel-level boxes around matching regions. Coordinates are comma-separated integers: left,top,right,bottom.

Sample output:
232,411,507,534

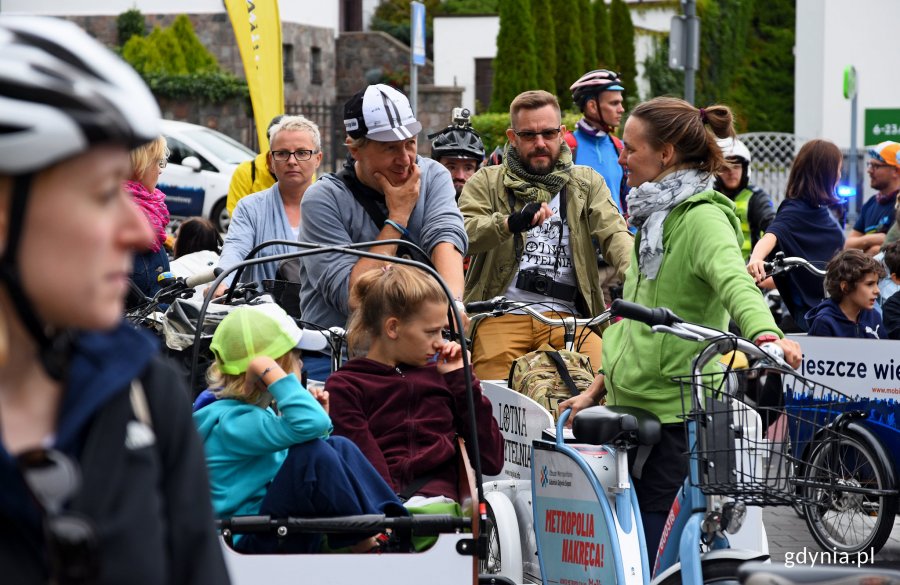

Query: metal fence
248,103,345,174
286,103,345,173
738,132,805,205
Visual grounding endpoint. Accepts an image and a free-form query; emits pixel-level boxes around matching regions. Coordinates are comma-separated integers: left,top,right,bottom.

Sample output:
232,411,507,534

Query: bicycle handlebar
763,251,826,278
465,296,612,329
609,299,681,328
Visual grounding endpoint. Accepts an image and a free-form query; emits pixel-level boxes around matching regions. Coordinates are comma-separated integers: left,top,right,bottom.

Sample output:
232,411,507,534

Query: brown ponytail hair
629,96,735,175
784,139,842,207
346,265,447,355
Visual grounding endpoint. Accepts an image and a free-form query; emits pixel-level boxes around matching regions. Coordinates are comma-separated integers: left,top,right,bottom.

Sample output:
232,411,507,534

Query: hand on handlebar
559,372,606,426
770,337,802,369
746,258,767,284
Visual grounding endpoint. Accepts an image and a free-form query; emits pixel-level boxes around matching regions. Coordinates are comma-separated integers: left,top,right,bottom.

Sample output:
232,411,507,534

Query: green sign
843,66,857,100
865,109,900,145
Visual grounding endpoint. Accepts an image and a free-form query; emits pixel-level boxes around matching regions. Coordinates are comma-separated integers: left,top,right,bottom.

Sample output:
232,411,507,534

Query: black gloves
507,201,543,233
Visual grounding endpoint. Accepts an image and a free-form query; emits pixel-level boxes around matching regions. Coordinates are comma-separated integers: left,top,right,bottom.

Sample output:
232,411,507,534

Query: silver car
159,120,255,232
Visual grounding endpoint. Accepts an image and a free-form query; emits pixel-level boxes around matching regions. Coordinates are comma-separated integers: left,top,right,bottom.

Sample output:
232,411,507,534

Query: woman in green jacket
560,96,802,565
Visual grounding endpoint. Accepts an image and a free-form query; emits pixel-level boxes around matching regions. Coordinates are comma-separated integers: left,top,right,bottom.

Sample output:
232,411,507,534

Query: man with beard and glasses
458,90,633,380
845,141,900,256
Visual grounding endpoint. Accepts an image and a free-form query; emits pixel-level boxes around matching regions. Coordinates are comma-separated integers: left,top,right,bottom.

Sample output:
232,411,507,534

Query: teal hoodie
603,190,781,423
193,374,332,518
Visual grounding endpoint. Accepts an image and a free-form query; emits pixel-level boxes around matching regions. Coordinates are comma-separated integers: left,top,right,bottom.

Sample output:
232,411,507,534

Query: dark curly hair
824,249,885,302
882,240,900,277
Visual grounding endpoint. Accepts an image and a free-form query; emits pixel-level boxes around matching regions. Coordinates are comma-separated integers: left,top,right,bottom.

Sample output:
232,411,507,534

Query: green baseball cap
210,304,328,375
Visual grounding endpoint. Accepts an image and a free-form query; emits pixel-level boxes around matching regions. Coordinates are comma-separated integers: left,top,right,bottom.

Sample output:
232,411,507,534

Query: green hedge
142,72,249,103
472,111,582,153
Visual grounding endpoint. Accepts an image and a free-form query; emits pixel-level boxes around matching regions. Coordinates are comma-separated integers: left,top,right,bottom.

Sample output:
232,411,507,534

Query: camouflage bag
507,344,596,420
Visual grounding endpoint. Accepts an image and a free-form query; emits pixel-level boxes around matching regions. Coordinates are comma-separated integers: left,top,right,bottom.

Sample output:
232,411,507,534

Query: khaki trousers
471,312,602,381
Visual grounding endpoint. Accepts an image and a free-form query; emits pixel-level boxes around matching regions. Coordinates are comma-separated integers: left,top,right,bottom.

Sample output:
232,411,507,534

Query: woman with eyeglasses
0,16,228,584
213,115,323,297
746,139,847,331
126,135,173,301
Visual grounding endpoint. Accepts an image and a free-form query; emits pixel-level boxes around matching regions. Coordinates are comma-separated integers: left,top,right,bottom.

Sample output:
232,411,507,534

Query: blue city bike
530,299,870,584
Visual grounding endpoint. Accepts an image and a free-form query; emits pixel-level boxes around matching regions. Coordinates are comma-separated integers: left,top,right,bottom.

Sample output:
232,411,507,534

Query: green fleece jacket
459,164,633,316
603,190,781,423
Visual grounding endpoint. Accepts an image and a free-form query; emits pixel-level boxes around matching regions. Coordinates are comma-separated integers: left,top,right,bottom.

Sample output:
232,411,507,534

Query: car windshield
182,128,255,164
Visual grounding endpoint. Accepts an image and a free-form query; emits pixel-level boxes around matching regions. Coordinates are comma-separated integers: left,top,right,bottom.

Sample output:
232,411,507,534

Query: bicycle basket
162,298,235,351
675,366,860,507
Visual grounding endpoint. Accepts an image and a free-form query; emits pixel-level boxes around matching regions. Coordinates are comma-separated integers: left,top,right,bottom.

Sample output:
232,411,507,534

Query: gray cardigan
299,157,467,328
217,183,296,286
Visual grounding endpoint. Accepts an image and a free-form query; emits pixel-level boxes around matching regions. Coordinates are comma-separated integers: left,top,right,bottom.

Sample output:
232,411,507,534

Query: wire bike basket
676,366,862,507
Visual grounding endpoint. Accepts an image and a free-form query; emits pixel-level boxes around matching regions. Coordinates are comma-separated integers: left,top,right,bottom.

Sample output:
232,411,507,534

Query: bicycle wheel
480,504,501,575
801,431,898,556
654,557,743,585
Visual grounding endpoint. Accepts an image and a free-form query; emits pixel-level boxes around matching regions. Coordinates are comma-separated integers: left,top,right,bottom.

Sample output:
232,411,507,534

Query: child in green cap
193,303,404,554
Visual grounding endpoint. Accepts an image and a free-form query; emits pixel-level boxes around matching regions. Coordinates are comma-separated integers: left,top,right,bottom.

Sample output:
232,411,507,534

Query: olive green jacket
459,164,633,317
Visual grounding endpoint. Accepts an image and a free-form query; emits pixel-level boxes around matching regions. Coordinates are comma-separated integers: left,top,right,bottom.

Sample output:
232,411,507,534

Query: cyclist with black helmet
567,69,628,213
0,16,228,584
430,108,486,200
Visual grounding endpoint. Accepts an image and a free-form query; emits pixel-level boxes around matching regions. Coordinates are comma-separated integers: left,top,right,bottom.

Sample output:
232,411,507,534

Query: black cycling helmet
0,16,162,378
429,108,485,162
570,69,625,109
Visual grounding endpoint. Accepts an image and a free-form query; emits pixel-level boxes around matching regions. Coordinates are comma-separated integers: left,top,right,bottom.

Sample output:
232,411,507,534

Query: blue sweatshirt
192,374,332,518
806,298,884,339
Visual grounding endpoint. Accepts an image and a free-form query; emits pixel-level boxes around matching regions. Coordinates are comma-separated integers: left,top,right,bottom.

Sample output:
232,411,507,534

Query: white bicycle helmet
0,16,161,379
0,16,161,174
717,137,752,164
570,69,625,108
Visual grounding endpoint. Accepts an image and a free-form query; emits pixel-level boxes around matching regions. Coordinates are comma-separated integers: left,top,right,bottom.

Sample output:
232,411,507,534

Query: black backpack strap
336,166,388,227
546,350,580,398
250,159,257,184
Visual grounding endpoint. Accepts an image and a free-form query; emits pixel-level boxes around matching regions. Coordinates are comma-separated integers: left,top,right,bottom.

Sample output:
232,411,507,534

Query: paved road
764,505,900,569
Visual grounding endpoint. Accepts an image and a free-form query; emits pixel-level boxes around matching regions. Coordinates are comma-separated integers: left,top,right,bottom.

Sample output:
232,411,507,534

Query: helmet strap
0,174,72,380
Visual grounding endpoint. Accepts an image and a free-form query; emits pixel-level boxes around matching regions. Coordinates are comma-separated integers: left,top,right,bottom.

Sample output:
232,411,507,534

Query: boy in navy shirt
806,249,885,338
880,241,900,339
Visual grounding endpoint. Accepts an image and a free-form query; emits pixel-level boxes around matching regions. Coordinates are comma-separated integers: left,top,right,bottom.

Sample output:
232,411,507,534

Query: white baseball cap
343,84,422,142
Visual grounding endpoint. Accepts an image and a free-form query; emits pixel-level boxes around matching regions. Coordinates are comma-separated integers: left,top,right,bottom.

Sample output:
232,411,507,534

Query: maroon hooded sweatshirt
326,358,504,499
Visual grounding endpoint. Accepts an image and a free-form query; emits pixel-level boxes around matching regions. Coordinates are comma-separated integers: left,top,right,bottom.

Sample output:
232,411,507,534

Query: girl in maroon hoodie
326,265,503,503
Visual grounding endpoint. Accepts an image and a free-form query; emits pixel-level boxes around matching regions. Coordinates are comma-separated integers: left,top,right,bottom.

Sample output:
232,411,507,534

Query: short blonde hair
206,349,302,407
130,135,169,180
269,115,321,151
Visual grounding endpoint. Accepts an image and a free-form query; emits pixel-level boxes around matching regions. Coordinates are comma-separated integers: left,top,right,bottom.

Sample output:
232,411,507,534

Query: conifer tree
530,0,557,93
552,0,585,108
490,0,538,112
578,0,597,70
609,0,636,105
593,0,615,69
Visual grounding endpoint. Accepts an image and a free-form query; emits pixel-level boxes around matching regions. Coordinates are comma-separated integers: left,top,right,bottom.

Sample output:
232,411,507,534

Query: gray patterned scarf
626,168,714,279
502,142,573,203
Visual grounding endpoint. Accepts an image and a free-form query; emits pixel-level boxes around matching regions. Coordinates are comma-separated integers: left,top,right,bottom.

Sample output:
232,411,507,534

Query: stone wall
335,31,434,104
62,13,337,146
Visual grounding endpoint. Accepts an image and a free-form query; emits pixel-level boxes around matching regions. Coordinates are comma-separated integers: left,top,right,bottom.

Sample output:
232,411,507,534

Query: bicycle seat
572,406,661,447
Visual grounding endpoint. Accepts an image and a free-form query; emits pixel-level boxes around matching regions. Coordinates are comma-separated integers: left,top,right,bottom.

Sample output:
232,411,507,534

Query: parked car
159,120,255,232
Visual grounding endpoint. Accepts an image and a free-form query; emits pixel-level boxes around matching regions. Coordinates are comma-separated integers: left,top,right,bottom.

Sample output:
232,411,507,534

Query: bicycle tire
479,504,501,576
801,430,898,556
654,557,743,585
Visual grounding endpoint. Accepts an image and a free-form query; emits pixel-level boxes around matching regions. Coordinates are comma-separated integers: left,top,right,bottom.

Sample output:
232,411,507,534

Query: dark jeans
235,436,405,554
131,247,170,299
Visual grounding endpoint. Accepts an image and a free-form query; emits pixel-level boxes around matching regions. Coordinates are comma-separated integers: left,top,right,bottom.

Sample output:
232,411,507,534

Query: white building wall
0,0,340,30
433,15,499,114
795,0,900,149
630,3,676,100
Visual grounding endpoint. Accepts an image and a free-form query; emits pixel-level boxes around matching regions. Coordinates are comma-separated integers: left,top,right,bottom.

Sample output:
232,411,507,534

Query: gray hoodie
299,156,467,328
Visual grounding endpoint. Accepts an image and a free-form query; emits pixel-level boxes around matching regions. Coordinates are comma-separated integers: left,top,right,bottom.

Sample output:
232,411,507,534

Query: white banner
788,335,900,400
481,381,553,481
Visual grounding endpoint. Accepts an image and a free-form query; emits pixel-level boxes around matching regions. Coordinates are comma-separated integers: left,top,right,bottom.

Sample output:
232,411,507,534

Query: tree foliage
609,0,637,105
530,0,556,93
593,0,615,70
552,0,584,109
116,8,145,46
578,0,597,70
490,0,538,112
119,10,246,104
642,0,795,132
439,0,500,13
372,0,442,58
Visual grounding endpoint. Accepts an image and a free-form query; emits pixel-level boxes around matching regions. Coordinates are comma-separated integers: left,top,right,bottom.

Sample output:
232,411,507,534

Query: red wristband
753,334,780,346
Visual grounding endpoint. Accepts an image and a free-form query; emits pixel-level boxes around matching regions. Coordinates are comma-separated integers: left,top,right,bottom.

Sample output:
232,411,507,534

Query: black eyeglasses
272,149,319,162
18,448,100,584
512,127,562,141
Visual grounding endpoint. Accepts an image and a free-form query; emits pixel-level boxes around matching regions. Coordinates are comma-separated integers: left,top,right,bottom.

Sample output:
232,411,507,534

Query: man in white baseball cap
298,84,467,379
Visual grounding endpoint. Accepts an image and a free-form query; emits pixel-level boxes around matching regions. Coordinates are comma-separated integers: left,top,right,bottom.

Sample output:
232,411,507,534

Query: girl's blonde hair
347,265,447,355
130,135,169,180
206,348,302,407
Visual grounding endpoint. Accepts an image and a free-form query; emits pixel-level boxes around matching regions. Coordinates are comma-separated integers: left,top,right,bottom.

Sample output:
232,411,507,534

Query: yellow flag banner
225,0,284,150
